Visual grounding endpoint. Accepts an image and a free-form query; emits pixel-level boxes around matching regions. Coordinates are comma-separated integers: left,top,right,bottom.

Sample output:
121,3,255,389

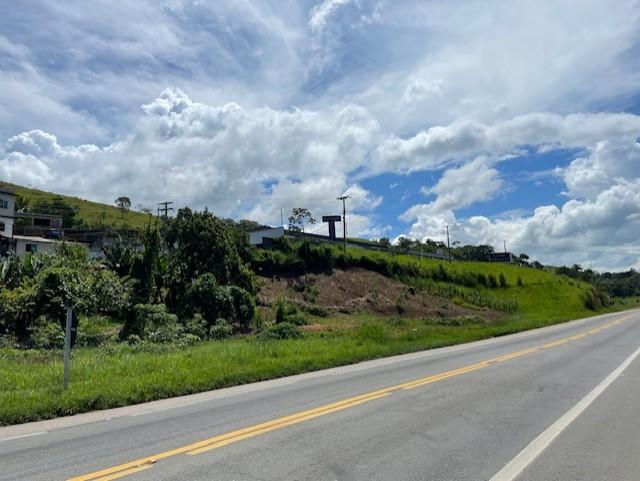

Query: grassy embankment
0,249,626,425
7,181,151,230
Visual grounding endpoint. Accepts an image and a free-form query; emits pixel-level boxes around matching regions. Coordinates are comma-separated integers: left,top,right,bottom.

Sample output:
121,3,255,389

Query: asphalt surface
1,309,639,481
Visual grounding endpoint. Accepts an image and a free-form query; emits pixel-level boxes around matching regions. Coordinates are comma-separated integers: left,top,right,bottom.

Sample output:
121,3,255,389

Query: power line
157,201,174,218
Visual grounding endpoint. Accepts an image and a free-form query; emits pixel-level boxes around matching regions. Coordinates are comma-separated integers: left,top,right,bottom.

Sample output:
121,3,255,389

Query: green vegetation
0,202,628,425
0,307,625,425
9,182,152,229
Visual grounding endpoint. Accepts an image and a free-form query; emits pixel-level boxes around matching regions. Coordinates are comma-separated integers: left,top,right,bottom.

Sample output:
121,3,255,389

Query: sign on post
63,307,78,390
322,215,342,241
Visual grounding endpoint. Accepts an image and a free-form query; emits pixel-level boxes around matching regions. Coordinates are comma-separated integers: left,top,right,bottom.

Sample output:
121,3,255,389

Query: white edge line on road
489,344,640,481
0,431,47,443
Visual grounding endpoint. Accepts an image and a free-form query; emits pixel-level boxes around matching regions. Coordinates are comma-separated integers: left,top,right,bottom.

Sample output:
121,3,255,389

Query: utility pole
157,201,174,218
503,240,507,254
280,208,284,227
446,225,451,263
337,195,350,252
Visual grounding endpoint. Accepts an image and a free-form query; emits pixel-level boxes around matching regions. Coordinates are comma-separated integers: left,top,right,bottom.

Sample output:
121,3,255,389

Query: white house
0,186,16,238
0,184,71,257
13,234,59,256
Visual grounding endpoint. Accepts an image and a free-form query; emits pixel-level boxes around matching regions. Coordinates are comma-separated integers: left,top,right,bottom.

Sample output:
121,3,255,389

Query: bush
274,298,297,324
499,273,508,288
477,273,488,287
209,319,234,339
284,312,309,326
185,273,234,326
488,274,499,288
517,277,523,287
89,269,132,315
129,303,179,341
35,266,91,326
0,282,37,342
303,305,329,317
259,322,302,340
183,314,208,340
77,315,120,347
228,285,255,333
28,318,65,349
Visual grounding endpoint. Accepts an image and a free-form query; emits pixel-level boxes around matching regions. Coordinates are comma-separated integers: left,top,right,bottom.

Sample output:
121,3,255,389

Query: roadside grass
0,304,625,426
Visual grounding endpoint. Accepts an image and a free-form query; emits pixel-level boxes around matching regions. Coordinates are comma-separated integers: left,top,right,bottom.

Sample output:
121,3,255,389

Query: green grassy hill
4,181,152,230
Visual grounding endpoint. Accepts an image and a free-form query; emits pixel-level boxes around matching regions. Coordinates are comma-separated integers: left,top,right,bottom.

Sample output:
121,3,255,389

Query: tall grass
0,300,626,426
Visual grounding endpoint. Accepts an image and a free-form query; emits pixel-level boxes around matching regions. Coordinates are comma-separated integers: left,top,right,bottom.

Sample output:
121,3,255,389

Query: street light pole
337,195,350,252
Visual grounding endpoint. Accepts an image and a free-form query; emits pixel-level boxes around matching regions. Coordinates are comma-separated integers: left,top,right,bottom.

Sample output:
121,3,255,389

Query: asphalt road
1,309,639,481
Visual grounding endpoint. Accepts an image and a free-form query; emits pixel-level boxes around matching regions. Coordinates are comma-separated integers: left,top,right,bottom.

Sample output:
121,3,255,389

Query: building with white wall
0,186,16,238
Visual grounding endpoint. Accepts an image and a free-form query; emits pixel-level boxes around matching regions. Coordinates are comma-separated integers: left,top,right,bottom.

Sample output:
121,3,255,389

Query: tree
288,208,315,233
115,196,131,219
163,208,256,314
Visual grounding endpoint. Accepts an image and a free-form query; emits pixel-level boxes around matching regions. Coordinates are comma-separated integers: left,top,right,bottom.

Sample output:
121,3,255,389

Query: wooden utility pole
446,225,451,263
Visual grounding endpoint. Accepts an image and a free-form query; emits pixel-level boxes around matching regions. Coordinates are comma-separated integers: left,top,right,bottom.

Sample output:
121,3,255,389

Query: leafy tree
115,196,131,219
288,208,315,233
164,208,256,302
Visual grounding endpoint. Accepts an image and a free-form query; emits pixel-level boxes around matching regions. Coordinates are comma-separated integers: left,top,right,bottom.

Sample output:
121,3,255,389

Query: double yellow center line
69,315,631,481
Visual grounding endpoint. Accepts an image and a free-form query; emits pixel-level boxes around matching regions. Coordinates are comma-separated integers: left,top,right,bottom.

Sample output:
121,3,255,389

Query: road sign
322,215,341,241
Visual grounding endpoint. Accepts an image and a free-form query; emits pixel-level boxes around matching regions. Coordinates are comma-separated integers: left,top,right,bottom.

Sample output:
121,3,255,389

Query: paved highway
1,309,639,481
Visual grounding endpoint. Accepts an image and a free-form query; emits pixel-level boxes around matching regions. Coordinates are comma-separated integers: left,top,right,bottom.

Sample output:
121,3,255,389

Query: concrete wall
16,239,57,257
0,217,13,237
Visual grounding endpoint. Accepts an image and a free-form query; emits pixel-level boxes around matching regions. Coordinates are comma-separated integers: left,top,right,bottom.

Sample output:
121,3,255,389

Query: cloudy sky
1,0,640,270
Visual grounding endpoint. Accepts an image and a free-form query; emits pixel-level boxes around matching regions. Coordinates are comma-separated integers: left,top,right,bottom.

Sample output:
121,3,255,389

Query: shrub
488,274,499,288
274,298,297,324
477,273,488,287
89,269,132,315
209,319,233,339
28,318,65,349
77,315,120,347
0,282,37,342
185,273,234,326
129,303,179,341
517,277,523,287
284,312,309,326
183,314,208,340
499,273,508,288
259,322,302,340
35,266,91,326
303,305,329,317
228,285,255,333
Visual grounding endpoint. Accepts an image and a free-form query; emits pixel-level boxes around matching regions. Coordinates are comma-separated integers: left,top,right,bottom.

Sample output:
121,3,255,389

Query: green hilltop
4,181,152,230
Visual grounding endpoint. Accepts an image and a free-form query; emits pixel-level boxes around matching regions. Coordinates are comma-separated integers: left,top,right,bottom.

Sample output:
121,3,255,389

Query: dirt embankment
258,268,501,321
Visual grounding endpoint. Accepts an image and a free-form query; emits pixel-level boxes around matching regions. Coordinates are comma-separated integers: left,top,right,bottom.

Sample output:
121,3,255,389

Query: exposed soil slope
259,268,502,321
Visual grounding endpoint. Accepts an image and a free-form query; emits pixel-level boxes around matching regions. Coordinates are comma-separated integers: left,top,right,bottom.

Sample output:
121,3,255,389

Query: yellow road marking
68,315,631,481
91,464,152,481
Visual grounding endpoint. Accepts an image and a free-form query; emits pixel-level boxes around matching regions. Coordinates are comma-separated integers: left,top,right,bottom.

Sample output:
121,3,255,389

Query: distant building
489,252,514,263
0,186,16,238
249,227,286,246
15,212,63,230
13,234,60,256
0,185,71,257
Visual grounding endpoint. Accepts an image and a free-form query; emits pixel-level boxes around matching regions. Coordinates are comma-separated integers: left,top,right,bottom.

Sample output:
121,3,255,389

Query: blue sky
1,0,640,270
